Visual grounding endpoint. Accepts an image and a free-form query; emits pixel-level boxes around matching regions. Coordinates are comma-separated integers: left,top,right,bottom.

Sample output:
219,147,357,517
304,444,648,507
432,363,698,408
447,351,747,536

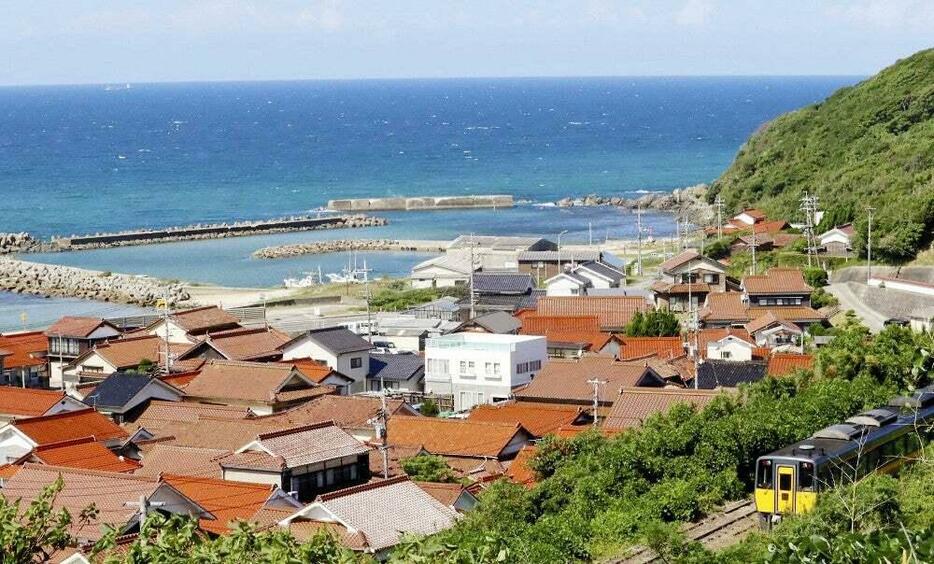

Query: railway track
611,500,759,563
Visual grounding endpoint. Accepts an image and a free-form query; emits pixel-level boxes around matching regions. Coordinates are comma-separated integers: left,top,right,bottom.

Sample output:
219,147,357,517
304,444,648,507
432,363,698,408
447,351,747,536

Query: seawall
0,258,189,306
327,194,513,212
253,239,449,259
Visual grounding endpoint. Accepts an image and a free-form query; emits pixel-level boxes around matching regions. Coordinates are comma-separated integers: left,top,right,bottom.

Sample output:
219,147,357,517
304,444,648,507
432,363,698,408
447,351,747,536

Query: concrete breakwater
35,215,387,252
555,184,714,223
328,194,513,212
0,233,42,254
0,258,188,306
253,239,449,259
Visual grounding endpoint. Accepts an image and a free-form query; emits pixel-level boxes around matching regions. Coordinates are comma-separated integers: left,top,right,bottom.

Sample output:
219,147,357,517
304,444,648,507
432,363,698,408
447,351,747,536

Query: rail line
612,500,758,563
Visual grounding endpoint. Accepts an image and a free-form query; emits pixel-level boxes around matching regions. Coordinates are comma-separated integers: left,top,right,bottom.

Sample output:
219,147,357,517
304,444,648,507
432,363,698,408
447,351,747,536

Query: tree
703,239,731,260
625,310,681,337
802,267,829,288
401,454,461,483
419,398,440,417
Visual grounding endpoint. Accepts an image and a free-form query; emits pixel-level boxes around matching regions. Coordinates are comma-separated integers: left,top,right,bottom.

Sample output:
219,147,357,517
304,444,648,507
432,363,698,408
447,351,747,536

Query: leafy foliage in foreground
709,48,934,263
624,309,681,337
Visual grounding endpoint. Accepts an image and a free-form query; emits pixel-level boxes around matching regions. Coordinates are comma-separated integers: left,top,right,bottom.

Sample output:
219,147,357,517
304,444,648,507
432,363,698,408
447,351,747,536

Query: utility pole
468,235,477,319
692,307,700,390
866,207,875,283
587,378,607,427
363,260,373,343
714,195,724,240
751,228,757,275
635,207,644,276
588,222,593,247
379,374,389,479
125,495,165,528
161,288,172,374
800,192,819,268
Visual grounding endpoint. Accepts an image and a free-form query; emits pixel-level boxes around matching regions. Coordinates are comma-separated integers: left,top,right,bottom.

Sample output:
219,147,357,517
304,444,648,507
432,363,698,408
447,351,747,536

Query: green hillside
709,48,934,263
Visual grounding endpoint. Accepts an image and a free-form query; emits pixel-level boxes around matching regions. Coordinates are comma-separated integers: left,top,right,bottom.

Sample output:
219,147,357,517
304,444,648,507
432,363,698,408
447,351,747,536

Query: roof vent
846,408,898,427
888,388,934,409
812,423,866,441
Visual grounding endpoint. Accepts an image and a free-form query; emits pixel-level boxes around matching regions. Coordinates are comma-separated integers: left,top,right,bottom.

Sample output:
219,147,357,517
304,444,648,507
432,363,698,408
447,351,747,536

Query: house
278,327,374,393
742,268,813,308
277,476,459,555
603,387,723,430
693,327,754,359
617,337,685,361
699,292,825,329
181,359,335,415
0,331,49,388
504,445,539,488
448,235,556,253
517,250,602,284
257,395,419,442
0,408,128,463
462,290,542,315
573,261,627,289
135,444,231,478
367,353,424,393
45,317,122,388
651,250,728,312
415,481,478,513
819,223,856,256
534,296,650,331
0,387,85,423
745,311,804,350
520,315,617,359
466,401,588,438
544,270,592,296
82,371,185,422
286,358,356,393
514,355,667,408
387,416,532,461
122,399,255,441
456,311,522,334
8,436,140,473
162,474,302,535
220,422,371,502
471,272,534,296
766,353,814,377
410,253,475,289
423,333,547,411
176,327,290,363
704,332,756,361
731,208,767,227
62,335,192,387
0,464,210,541
143,305,242,344
694,359,768,389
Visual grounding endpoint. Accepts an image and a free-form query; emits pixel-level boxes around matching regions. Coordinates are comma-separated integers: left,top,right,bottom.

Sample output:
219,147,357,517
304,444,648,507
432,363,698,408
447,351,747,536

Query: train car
754,385,934,527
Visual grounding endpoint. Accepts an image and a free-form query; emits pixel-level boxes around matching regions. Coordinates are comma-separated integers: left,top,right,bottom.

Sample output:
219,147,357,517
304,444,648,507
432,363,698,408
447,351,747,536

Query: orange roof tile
752,220,790,234
515,356,664,405
88,335,190,370
281,358,336,384
536,296,649,330
618,337,685,361
504,445,538,488
387,417,529,459
700,292,749,322
745,311,802,335
767,353,814,377
200,327,290,361
746,306,825,323
45,317,117,338
694,328,753,359
0,464,20,479
170,306,241,334
743,268,813,295
467,402,584,437
256,395,417,430
603,387,723,430
0,331,47,369
183,359,331,405
30,437,140,472
658,250,702,272
135,444,229,478
14,408,128,445
521,315,601,334
162,474,277,535
0,388,79,418
414,481,472,508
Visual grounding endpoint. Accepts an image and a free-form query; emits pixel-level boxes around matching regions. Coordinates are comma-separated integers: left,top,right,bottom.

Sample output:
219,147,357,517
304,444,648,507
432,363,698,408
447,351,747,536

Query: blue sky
1,0,931,85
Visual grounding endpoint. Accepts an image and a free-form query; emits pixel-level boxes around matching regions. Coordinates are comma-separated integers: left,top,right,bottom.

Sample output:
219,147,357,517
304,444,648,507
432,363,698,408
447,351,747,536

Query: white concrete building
424,333,547,411
706,334,755,362
278,327,374,393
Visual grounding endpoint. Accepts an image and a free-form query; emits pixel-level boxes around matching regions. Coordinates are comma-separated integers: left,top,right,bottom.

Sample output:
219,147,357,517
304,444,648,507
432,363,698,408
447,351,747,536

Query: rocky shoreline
253,239,448,259
0,258,188,306
555,184,714,223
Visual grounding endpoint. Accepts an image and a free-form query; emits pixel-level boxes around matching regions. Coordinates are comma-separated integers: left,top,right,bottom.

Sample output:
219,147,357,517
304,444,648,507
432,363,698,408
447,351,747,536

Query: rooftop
197,327,290,361
467,402,584,437
603,388,723,430
170,305,242,333
471,272,534,295
12,408,128,445
82,335,191,371
369,353,424,382
618,337,685,361
388,417,529,458
28,436,139,473
257,394,416,430
460,311,523,334
225,422,370,471
427,332,543,350
183,359,332,405
535,296,649,329
658,250,702,273
517,250,601,262
0,331,47,369
695,359,768,389
135,444,229,478
83,371,178,411
743,268,813,295
767,353,815,377
45,316,117,339
514,355,664,404
163,474,282,535
280,326,374,355
0,388,81,418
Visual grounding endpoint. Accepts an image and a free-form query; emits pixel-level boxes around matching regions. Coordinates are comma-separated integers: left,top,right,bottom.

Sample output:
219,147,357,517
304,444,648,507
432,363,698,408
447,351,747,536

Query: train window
756,460,773,488
779,473,792,490
799,462,815,491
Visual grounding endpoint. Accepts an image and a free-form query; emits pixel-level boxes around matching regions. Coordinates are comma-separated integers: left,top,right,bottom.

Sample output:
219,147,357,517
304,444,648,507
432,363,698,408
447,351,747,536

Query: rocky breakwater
253,239,448,259
556,184,714,223
0,233,42,254
0,258,189,306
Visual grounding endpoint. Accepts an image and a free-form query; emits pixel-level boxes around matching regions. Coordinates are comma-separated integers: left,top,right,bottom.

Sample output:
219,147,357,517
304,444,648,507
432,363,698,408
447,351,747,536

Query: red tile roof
256,395,417,431
183,359,333,405
504,445,538,488
87,335,190,370
30,437,140,472
699,292,749,322
135,444,229,478
162,474,278,535
535,296,649,330
603,387,723,430
743,268,813,295
618,337,685,361
514,355,663,404
0,388,78,418
467,402,584,437
746,306,825,323
658,250,702,273
13,408,128,445
281,358,336,384
745,311,802,335
767,353,814,377
45,317,116,338
521,315,601,334
387,417,529,459
0,331,47,369
199,327,290,361
752,220,790,234
170,306,242,334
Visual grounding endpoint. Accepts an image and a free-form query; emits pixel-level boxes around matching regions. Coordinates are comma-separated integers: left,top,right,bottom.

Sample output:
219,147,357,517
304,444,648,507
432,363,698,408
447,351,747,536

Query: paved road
826,282,887,332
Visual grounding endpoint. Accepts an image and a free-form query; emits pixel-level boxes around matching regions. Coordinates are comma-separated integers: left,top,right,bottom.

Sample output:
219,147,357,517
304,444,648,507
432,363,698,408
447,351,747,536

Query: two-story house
650,250,728,312
45,317,122,388
741,268,813,308
424,332,547,411
278,327,374,393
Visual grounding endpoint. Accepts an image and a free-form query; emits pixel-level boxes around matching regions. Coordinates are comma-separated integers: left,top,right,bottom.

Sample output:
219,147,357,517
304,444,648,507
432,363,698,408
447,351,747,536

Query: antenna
587,378,607,427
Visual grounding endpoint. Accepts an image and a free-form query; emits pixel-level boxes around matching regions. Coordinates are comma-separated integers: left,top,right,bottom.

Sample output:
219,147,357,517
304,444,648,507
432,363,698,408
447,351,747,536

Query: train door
776,465,796,513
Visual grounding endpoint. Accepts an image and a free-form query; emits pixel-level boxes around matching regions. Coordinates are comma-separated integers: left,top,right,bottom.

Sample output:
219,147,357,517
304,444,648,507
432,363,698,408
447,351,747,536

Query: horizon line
0,73,868,89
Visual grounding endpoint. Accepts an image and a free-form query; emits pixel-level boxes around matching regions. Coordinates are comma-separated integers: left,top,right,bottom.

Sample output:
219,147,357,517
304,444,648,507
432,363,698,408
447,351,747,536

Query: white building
706,334,755,362
424,333,547,411
278,327,374,393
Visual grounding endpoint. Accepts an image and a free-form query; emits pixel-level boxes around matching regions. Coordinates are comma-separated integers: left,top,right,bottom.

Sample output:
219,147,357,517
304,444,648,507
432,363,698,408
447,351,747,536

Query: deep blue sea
0,77,860,330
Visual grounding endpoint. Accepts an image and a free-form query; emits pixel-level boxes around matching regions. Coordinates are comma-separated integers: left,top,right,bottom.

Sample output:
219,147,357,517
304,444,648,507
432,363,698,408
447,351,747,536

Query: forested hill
709,48,934,263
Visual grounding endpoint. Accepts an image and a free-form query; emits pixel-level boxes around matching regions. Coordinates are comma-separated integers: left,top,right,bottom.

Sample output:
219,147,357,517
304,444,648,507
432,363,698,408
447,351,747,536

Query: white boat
283,267,324,288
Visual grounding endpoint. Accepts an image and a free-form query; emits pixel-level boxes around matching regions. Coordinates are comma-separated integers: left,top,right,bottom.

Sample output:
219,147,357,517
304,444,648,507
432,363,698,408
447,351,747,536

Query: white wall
222,467,283,486
545,277,586,297
0,427,34,464
282,339,368,392
145,320,196,344
706,337,753,361
575,270,613,289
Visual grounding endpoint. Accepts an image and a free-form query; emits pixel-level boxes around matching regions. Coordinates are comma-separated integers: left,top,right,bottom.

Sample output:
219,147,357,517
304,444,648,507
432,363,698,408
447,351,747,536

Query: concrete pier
327,194,513,212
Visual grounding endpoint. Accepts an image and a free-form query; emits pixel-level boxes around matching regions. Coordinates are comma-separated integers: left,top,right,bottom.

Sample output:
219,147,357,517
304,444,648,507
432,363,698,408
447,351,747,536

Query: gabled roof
45,317,119,339
745,311,803,335
742,268,813,295
517,250,601,262
699,292,749,323
752,219,790,234
163,474,289,535
135,444,229,478
25,436,139,473
504,445,538,488
412,253,474,276
161,418,283,450
535,296,649,330
0,388,83,418
658,250,701,272
279,327,373,356
449,235,551,251
256,395,417,431
767,353,814,377
545,270,591,287
603,387,722,430
746,306,825,324
618,337,685,361
127,399,253,437
281,476,459,552
368,353,424,382
190,327,290,361
820,223,856,238
168,306,241,334
695,359,767,389
575,261,626,284
12,408,128,445
414,481,477,510
736,208,767,221
183,359,332,405
83,371,181,411
514,356,665,404
387,417,530,458
76,335,190,371
0,331,47,369
521,314,602,335
459,311,522,334
694,327,754,358
225,422,370,471
466,402,584,437
471,273,533,295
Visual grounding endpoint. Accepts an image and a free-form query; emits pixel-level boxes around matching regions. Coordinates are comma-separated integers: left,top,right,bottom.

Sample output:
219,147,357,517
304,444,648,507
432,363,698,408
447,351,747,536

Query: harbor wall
327,194,513,212
253,239,448,259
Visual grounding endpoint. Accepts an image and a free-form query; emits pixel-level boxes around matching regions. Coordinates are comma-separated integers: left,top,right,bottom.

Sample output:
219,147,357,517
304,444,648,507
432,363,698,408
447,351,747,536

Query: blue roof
84,371,157,410
369,354,425,382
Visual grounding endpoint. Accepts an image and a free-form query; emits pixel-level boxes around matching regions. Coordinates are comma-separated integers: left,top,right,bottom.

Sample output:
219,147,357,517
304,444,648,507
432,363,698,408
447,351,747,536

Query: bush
625,309,681,337
803,267,829,287
400,454,461,483
703,239,731,260
419,398,440,417
810,287,838,308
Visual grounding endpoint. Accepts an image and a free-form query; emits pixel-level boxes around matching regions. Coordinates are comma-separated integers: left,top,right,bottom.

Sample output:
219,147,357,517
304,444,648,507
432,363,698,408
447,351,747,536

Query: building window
350,357,363,369
722,351,732,359
459,361,467,374
529,360,542,371
516,362,529,373
704,274,719,284
493,363,501,375
485,362,493,375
